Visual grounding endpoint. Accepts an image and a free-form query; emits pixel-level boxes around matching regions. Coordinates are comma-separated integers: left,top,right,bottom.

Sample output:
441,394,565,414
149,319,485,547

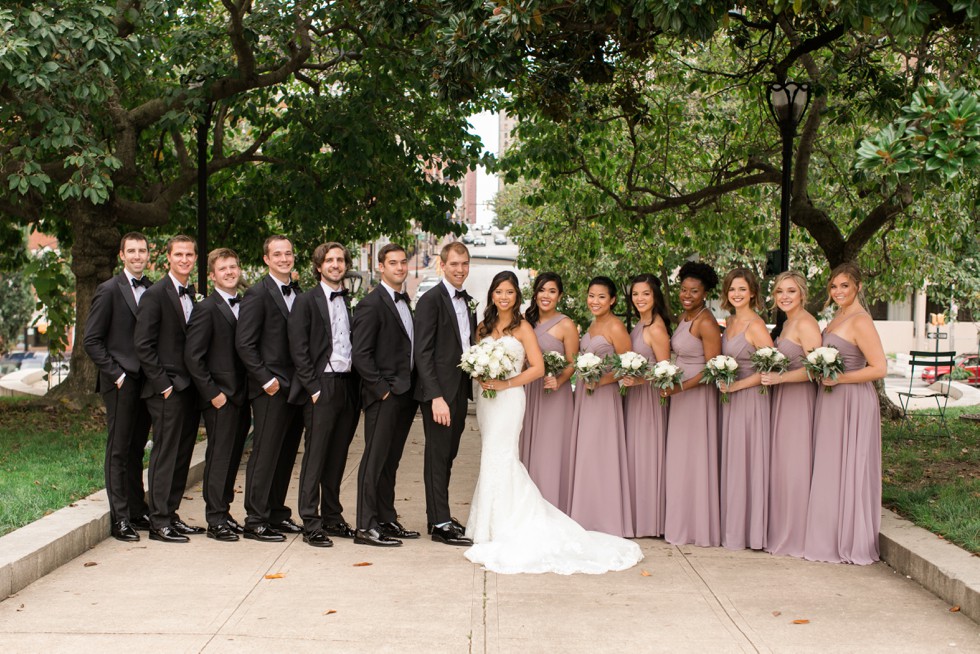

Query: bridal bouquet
607,351,651,396
649,360,683,406
459,339,522,399
700,354,739,404
750,346,790,395
542,351,569,393
802,346,845,393
572,351,606,396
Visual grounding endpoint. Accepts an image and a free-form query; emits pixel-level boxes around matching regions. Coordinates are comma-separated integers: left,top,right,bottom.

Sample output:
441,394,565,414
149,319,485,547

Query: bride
464,271,643,575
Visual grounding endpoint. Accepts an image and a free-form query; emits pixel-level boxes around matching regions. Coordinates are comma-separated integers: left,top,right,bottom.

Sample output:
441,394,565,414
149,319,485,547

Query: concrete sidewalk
1,412,978,652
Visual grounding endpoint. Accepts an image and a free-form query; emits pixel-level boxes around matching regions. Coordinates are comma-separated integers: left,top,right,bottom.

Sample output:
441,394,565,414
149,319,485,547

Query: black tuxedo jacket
83,272,143,392
134,276,195,399
352,285,414,407
236,274,299,399
287,285,356,405
413,281,476,403
184,292,247,407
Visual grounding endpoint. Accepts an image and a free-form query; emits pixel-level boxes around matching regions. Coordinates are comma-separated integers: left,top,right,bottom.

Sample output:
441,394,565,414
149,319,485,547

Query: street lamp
180,74,213,296
765,81,810,275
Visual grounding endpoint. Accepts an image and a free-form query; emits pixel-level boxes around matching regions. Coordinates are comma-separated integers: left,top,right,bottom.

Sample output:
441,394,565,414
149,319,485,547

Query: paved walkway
0,412,977,653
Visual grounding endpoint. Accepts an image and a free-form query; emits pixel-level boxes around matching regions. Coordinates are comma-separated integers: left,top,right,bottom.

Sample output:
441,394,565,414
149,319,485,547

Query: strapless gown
465,336,643,575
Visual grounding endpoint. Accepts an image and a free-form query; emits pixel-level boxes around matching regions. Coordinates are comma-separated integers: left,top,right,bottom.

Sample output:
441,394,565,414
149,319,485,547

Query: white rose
725,357,738,371
823,349,838,363
755,347,773,358
806,351,819,364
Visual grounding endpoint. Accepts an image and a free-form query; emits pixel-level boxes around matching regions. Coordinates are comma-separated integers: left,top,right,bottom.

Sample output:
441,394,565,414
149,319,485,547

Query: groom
414,241,476,546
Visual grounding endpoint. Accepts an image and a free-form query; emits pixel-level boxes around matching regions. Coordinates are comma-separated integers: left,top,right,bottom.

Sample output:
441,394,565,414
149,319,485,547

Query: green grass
0,396,111,537
882,405,980,554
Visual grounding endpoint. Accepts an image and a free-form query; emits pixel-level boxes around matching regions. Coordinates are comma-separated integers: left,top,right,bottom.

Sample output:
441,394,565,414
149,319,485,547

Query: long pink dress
567,333,633,537
520,314,575,511
624,323,667,537
767,338,816,557
719,331,770,550
803,330,882,565
664,317,720,547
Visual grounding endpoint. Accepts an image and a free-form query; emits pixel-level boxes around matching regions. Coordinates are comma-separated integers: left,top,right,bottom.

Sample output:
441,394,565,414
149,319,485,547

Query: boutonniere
350,297,359,308
194,293,204,303
467,299,479,313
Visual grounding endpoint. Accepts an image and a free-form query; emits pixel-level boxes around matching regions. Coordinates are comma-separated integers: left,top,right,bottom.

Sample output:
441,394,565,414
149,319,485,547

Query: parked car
481,226,492,235
413,276,442,308
461,233,474,244
920,353,980,385
473,236,487,246
493,234,507,245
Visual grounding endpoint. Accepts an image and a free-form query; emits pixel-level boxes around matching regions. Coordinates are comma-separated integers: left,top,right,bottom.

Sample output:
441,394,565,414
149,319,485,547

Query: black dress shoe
171,518,205,535
323,521,356,539
303,529,334,548
270,518,303,534
427,517,464,535
380,521,420,539
207,524,239,542
226,517,244,534
354,528,402,547
149,526,190,543
111,520,140,542
243,525,286,542
430,523,472,546
129,514,152,531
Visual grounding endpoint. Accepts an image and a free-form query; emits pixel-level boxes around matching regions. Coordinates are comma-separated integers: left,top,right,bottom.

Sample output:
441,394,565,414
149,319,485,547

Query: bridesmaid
804,263,886,565
717,267,774,551
567,276,633,537
662,262,722,547
520,272,579,511
761,271,821,558
621,274,671,538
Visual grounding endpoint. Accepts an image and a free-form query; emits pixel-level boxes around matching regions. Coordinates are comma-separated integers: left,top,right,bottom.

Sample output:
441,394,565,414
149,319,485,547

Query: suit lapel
379,287,409,339
164,278,188,329
437,283,463,350
216,295,236,326
265,275,290,319
314,287,333,342
116,273,138,316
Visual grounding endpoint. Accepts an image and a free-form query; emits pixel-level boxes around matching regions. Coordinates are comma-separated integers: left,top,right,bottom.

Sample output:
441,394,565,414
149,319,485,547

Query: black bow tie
179,284,196,298
228,295,242,307
329,288,349,302
454,289,471,302
394,291,411,304
281,281,300,296
131,276,151,290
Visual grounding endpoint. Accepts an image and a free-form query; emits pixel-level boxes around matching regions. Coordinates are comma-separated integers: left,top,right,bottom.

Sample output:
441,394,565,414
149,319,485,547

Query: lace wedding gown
464,336,643,575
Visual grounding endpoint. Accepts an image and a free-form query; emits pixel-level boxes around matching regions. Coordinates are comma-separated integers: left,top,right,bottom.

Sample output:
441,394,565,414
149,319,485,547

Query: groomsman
83,232,153,542
236,235,304,542
184,248,249,543
351,243,420,547
288,242,360,548
414,241,476,546
134,235,204,543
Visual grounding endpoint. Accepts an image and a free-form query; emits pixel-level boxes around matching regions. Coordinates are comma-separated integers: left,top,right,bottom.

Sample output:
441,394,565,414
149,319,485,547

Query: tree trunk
49,202,120,399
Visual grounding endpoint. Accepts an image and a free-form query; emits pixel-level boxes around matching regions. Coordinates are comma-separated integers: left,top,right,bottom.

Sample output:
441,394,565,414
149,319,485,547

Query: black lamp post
180,74,212,296
765,81,811,275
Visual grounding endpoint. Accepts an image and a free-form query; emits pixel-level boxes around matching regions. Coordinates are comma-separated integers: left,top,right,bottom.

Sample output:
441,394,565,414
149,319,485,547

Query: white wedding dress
464,336,643,574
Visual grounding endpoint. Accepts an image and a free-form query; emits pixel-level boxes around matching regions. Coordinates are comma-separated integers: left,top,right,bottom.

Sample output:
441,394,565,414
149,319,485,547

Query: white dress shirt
442,278,471,346
321,281,352,373
381,280,413,369
216,288,239,319
124,270,147,306
169,272,193,322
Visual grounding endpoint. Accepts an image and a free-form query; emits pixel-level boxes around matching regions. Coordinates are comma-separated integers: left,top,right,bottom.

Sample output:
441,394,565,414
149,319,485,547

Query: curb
879,507,980,623
0,440,207,599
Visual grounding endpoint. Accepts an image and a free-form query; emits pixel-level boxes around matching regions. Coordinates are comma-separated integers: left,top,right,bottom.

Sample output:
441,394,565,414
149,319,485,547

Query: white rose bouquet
542,351,569,394
607,351,651,396
802,346,845,393
572,351,606,396
649,359,683,406
459,338,522,399
750,346,790,395
700,354,739,404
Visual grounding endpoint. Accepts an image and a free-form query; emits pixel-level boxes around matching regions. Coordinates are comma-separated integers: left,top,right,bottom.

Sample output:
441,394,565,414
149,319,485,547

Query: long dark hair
479,271,524,338
525,271,564,327
628,274,673,336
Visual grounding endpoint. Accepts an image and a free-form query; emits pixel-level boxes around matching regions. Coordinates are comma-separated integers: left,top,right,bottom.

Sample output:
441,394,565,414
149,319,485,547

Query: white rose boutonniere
467,298,480,313
194,293,204,303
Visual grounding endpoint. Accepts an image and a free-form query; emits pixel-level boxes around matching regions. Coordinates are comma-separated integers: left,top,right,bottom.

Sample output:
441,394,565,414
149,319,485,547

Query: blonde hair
720,267,763,312
769,270,809,310
824,262,866,310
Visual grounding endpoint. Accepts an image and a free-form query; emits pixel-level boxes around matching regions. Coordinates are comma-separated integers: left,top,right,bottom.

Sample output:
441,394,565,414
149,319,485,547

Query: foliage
24,249,75,356
0,270,35,355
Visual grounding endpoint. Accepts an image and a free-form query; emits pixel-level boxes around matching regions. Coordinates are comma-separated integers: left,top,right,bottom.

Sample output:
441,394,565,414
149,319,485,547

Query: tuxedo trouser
102,375,151,522
201,400,251,527
298,375,360,532
356,390,418,531
244,389,303,528
421,381,470,525
146,388,201,531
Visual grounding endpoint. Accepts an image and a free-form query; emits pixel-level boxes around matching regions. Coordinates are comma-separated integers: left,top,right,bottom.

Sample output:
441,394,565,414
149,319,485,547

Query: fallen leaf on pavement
792,619,810,625
640,570,651,577
323,610,337,615
264,573,285,579
353,562,372,567
950,605,961,613
772,611,781,617
83,562,97,567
